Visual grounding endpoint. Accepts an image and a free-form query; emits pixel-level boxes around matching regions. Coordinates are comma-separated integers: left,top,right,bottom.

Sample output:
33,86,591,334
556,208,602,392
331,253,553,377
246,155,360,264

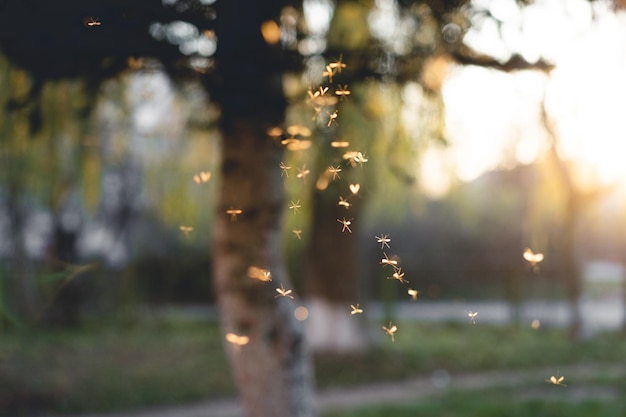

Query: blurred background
1,0,626,416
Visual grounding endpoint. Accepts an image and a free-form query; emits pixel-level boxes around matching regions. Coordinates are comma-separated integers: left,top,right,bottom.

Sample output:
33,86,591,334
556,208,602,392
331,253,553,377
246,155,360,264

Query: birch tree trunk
211,2,316,415
213,121,315,417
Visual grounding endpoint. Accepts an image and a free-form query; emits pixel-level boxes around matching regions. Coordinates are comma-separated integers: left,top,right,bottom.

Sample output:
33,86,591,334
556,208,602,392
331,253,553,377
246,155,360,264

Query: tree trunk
213,121,315,417
305,186,370,351
211,2,316,414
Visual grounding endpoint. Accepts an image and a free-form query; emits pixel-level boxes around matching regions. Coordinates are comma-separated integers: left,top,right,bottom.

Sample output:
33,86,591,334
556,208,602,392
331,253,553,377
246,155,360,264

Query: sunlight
442,0,626,189
546,9,626,185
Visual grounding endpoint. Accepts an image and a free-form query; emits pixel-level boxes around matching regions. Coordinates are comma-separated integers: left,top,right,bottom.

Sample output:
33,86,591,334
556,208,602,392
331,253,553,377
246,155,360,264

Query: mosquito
225,332,250,352
289,200,301,214
247,266,272,282
327,166,342,180
86,17,101,26
408,288,420,301
330,140,350,148
387,268,408,284
335,84,351,99
327,110,338,127
523,248,544,267
292,229,303,240
279,162,292,177
275,284,295,299
546,374,567,387
382,321,398,342
297,165,310,183
350,304,363,315
380,252,398,268
375,234,391,249
179,225,193,238
337,217,353,233
328,54,346,72
338,196,351,209
466,311,478,324
322,65,335,82
226,208,243,221
193,171,211,184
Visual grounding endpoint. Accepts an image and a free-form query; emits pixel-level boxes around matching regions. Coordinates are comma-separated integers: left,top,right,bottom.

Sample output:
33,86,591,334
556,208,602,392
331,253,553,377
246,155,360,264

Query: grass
323,380,626,417
1,317,626,416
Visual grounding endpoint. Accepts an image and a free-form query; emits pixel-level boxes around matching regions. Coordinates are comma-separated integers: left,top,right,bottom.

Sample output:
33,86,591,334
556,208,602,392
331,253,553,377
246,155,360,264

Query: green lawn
1,317,625,416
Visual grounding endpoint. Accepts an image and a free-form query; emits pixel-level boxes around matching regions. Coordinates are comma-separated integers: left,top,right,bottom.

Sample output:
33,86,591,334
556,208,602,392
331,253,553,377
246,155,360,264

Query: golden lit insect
523,248,544,267
275,283,295,299
349,183,360,195
330,140,350,148
337,217,353,233
318,86,329,96
327,110,338,127
292,229,303,240
86,17,101,26
466,311,478,324
408,288,420,301
179,225,193,238
289,200,301,214
350,304,363,315
225,332,250,352
328,54,346,72
247,266,272,282
546,374,567,387
338,196,351,209
286,125,312,137
297,165,310,183
375,234,391,249
382,321,398,342
328,166,342,180
279,162,292,177
267,126,284,138
387,268,408,284
335,84,351,99
193,171,211,184
322,64,335,82
380,252,398,268
226,208,243,221
342,151,368,167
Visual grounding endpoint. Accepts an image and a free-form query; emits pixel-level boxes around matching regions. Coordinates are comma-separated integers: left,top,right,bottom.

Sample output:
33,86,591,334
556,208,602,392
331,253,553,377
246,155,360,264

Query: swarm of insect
350,304,363,315
382,321,398,342
546,374,567,387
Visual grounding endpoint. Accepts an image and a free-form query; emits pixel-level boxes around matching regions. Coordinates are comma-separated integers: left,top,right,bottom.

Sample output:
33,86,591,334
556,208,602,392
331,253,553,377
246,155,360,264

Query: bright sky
422,0,626,197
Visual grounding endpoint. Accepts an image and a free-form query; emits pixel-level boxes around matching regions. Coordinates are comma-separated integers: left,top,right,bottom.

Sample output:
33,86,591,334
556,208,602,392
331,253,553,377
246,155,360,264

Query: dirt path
56,362,625,417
